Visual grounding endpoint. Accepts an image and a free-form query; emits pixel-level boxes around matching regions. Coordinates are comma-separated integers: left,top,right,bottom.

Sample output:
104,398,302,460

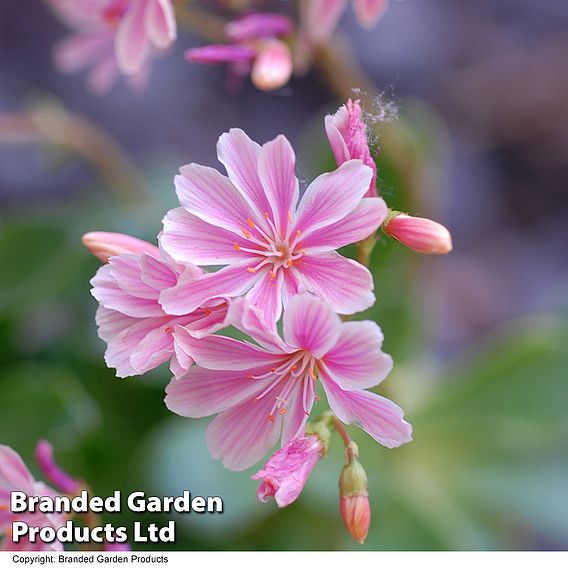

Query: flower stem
332,416,352,447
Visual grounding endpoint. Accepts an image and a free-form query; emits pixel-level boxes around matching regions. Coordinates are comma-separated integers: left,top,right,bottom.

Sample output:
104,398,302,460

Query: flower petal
297,197,386,253
217,129,273,223
245,268,284,325
300,0,348,44
175,164,255,238
159,260,259,315
258,135,299,235
352,0,390,28
320,376,412,448
227,297,290,353
205,394,283,471
0,445,35,492
281,384,314,444
144,0,176,49
95,307,165,378
129,325,173,374
165,366,268,419
173,327,282,371
294,160,373,239
321,321,392,390
115,0,150,75
91,264,164,318
160,207,255,266
295,252,375,315
282,293,341,358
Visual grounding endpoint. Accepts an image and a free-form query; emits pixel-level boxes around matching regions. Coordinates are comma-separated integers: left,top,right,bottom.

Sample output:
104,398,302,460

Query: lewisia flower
0,445,66,551
48,0,176,93
325,99,377,197
159,128,388,324
186,13,293,91
252,434,325,507
89,247,228,378
165,294,412,471
300,0,390,46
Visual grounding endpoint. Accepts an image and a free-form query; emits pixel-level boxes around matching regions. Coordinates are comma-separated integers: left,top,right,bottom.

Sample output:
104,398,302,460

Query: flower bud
339,442,370,544
251,40,292,91
82,231,160,263
325,99,377,197
383,213,453,255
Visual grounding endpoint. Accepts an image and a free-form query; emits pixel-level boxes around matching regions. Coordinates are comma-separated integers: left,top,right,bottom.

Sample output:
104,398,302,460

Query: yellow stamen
263,211,270,219
269,270,277,279
287,259,293,267
233,243,241,251
247,267,257,273
287,211,293,223
296,229,301,236
268,414,275,423
309,367,317,380
247,218,256,229
242,228,252,239
279,408,287,415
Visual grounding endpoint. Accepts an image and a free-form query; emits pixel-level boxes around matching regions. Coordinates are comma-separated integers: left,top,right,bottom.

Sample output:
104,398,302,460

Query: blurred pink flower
90,250,228,378
0,445,66,551
252,434,324,507
82,231,160,263
325,99,377,197
159,128,387,324
300,0,390,46
165,294,411,471
35,441,80,495
384,213,453,255
185,13,293,91
48,0,176,94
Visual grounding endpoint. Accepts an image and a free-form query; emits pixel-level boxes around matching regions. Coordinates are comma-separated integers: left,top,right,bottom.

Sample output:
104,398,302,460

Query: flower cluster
85,100,452,542
46,1,392,94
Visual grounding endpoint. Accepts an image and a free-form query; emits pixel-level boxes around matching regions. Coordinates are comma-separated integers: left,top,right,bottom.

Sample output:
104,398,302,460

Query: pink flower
252,434,324,507
185,13,293,92
90,249,228,378
384,213,453,255
159,128,387,324
35,441,80,495
325,99,377,197
165,294,412,471
82,231,160,263
48,0,176,93
300,0,390,46
0,445,66,551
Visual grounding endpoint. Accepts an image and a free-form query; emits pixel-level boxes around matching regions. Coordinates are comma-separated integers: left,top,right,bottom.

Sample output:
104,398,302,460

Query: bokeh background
1,0,567,551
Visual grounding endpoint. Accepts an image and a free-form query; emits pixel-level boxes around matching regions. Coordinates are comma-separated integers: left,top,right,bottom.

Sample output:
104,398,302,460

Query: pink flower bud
251,40,292,91
383,213,453,255
81,231,160,263
185,44,256,65
339,442,370,544
226,13,293,42
252,434,325,507
325,99,377,197
35,440,80,495
340,494,371,544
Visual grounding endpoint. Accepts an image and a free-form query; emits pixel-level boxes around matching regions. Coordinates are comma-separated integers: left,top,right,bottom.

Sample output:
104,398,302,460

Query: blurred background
1,0,567,551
